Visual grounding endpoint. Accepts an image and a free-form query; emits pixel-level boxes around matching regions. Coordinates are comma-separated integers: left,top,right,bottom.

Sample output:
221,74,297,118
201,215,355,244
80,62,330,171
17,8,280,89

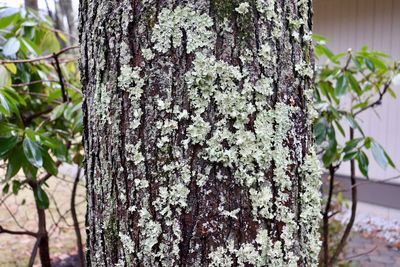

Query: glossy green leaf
314,121,327,144
364,58,375,72
33,186,49,209
343,138,363,153
50,103,66,121
357,151,369,178
2,183,9,194
371,142,388,169
5,147,23,179
335,74,348,96
2,37,20,56
23,136,43,168
42,149,58,176
384,150,396,168
343,151,358,161
345,115,365,136
0,10,18,29
12,180,21,195
0,65,11,87
0,135,18,157
347,73,362,96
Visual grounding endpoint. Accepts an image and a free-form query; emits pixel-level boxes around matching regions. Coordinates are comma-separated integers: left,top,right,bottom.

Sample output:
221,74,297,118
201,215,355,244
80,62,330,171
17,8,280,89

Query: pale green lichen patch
299,149,322,266
151,6,214,53
235,2,250,14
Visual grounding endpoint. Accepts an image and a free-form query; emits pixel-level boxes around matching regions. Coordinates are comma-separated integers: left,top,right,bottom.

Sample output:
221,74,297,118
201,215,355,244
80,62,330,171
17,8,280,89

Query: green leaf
347,73,362,96
345,115,365,136
5,147,22,179
335,74,348,96
12,180,21,195
42,149,58,176
2,183,9,194
22,159,37,180
4,63,17,74
314,121,327,144
369,57,387,71
343,151,358,161
384,150,396,168
2,37,21,57
357,151,369,177
364,137,372,149
23,136,43,168
0,91,11,116
343,138,363,152
0,135,18,157
50,103,66,121
39,31,60,53
0,65,11,87
20,37,42,56
51,141,67,162
334,121,345,137
364,58,375,72
371,142,388,169
0,10,18,29
322,128,337,166
33,186,49,209
323,145,337,167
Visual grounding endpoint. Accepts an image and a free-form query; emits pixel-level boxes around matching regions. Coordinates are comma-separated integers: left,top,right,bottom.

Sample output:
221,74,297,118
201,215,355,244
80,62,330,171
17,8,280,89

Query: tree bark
79,1,321,266
24,0,38,10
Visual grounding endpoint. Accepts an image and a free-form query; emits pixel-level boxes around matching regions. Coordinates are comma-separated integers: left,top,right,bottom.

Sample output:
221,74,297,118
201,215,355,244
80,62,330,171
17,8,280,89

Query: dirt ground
0,169,86,267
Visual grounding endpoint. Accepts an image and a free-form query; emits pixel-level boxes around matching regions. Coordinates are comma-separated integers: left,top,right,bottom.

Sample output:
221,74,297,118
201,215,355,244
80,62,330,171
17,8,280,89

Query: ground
344,232,400,267
1,168,399,266
0,165,86,267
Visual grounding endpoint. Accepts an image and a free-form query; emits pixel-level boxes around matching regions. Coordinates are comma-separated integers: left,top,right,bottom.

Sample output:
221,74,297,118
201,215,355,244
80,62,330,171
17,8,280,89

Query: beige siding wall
314,0,400,183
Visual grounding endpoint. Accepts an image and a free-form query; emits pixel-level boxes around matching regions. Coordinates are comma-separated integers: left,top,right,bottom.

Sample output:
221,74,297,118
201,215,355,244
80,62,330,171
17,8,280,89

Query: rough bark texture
79,0,321,266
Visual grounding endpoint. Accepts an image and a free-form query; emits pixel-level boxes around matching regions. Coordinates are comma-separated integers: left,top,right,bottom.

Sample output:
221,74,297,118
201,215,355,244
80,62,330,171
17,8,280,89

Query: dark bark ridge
79,0,321,266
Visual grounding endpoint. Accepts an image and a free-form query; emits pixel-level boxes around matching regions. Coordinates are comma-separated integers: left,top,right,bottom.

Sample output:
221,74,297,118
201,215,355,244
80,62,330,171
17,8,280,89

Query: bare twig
53,53,68,102
329,127,358,265
28,238,41,267
71,167,85,267
342,245,378,261
11,79,59,87
0,226,37,237
0,45,79,64
323,165,336,266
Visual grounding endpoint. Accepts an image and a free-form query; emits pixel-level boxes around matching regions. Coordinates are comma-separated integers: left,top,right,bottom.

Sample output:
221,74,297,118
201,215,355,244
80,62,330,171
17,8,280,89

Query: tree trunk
79,1,322,266
24,0,38,10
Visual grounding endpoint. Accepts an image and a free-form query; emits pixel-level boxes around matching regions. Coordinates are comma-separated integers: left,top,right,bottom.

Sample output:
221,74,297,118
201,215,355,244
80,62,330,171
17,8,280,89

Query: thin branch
322,165,335,266
11,79,59,87
342,245,378,261
0,45,79,64
28,237,41,267
24,107,54,125
53,53,68,102
0,226,37,237
353,64,399,117
329,127,358,265
41,25,78,41
71,167,85,267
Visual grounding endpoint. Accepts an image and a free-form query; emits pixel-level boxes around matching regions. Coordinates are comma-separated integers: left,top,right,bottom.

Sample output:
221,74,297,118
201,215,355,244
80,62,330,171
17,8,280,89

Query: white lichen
151,6,214,53
235,2,250,15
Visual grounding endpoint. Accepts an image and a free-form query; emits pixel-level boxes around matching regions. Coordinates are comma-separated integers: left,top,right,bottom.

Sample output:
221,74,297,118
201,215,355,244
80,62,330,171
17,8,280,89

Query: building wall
314,0,400,183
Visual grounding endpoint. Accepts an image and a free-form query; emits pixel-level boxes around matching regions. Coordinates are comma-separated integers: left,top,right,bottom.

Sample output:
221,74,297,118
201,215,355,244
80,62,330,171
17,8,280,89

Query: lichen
235,2,250,15
299,149,322,266
151,6,215,53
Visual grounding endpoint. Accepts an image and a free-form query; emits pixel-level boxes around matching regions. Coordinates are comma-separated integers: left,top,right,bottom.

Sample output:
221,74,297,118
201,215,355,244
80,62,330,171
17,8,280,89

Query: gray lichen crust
79,0,321,266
